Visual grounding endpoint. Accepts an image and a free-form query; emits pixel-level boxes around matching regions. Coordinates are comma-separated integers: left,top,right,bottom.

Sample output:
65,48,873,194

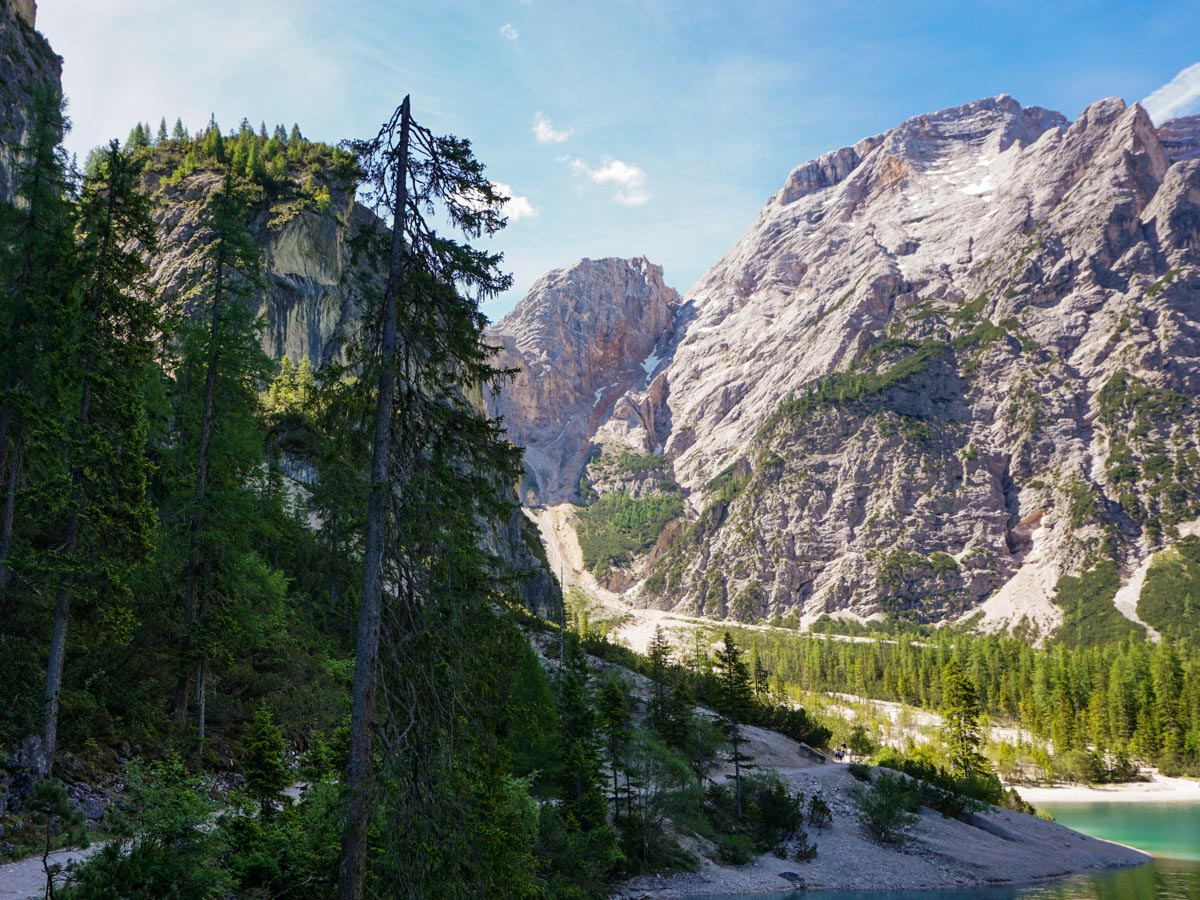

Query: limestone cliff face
0,0,60,204
486,257,681,504
145,169,370,366
147,163,560,621
497,95,1200,637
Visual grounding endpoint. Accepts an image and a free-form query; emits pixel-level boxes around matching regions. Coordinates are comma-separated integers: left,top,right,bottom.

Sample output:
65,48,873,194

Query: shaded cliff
0,0,60,204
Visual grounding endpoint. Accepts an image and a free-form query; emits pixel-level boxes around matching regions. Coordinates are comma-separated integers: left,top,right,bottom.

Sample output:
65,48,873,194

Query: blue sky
39,1,1200,319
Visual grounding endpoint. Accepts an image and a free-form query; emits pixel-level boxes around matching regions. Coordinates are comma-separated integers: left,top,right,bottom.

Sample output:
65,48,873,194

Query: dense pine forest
711,621,1200,779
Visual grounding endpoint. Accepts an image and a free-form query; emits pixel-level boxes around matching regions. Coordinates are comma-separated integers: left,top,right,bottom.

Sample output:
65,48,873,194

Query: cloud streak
1141,62,1200,123
493,182,538,222
569,157,649,206
532,113,572,144
500,22,519,40
457,182,538,223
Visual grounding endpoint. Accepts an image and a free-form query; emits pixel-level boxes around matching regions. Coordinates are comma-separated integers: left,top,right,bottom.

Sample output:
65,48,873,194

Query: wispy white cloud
532,113,572,144
500,22,519,40
493,182,539,222
1141,62,1200,123
457,182,538,223
569,157,649,206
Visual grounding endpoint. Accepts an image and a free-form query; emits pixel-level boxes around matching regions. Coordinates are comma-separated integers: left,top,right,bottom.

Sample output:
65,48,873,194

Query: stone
486,256,680,505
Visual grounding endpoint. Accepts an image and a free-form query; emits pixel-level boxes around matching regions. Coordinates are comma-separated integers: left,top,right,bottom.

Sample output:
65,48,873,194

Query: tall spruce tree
598,676,631,816
168,169,279,760
647,624,671,729
0,84,72,602
36,141,159,775
940,660,985,778
714,631,754,816
335,96,517,899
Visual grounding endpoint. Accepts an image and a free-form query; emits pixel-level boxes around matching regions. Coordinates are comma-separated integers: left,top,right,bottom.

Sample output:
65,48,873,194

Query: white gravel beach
615,724,1150,898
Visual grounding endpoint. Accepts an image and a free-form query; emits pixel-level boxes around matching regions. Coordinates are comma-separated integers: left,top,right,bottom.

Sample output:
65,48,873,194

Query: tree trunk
0,434,20,594
40,512,78,777
194,658,207,762
175,247,224,732
41,271,104,777
339,94,411,900
732,726,742,817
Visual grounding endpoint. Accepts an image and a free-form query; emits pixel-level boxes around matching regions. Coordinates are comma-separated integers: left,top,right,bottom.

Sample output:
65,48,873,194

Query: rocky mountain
137,146,560,618
494,94,1200,640
143,163,370,367
487,257,680,504
0,0,59,204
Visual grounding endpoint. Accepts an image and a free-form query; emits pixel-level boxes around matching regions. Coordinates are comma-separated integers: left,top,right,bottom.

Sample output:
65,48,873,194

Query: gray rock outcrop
0,0,60,204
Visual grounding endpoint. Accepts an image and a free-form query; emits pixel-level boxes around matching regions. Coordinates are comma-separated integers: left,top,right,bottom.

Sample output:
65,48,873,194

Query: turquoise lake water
1035,800,1200,863
697,800,1200,899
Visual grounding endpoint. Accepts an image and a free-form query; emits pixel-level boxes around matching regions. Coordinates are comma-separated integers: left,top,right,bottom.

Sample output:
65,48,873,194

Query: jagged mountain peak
488,256,680,505
498,92,1200,640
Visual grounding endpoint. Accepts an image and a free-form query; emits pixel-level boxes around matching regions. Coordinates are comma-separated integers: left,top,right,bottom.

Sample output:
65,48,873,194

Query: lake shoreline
615,728,1149,899
1014,772,1200,805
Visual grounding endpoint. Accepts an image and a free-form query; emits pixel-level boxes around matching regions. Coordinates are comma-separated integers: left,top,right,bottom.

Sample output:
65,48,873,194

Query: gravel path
0,845,100,899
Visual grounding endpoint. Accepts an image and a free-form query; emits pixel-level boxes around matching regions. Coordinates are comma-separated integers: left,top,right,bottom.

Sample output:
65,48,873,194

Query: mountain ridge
491,92,1200,641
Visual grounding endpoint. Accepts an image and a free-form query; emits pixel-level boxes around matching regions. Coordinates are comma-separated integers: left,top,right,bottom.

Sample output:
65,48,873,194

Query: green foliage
879,549,932,590
706,462,750,504
714,832,758,865
807,794,832,830
855,771,920,844
28,779,88,896
1062,475,1101,529
1145,268,1181,298
264,354,316,416
710,619,1200,776
535,805,622,898
149,115,359,205
610,452,668,474
847,762,872,782
940,660,985,778
873,747,1000,814
65,755,226,897
951,293,989,325
1097,369,1190,435
617,731,700,874
243,706,289,814
1052,559,1136,647
1139,537,1200,643
575,490,683,576
929,551,959,576
760,340,946,437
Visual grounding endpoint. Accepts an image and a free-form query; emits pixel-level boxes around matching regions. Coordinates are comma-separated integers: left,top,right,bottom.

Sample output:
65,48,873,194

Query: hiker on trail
833,746,843,761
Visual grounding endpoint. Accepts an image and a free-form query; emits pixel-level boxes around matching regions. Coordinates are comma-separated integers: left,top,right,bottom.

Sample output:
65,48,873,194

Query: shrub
807,795,832,830
855,772,919,844
847,762,872,782
742,773,804,849
792,828,818,862
715,833,758,866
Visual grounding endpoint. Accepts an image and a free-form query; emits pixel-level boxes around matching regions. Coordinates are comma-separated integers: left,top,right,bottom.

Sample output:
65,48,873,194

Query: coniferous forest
0,87,833,898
